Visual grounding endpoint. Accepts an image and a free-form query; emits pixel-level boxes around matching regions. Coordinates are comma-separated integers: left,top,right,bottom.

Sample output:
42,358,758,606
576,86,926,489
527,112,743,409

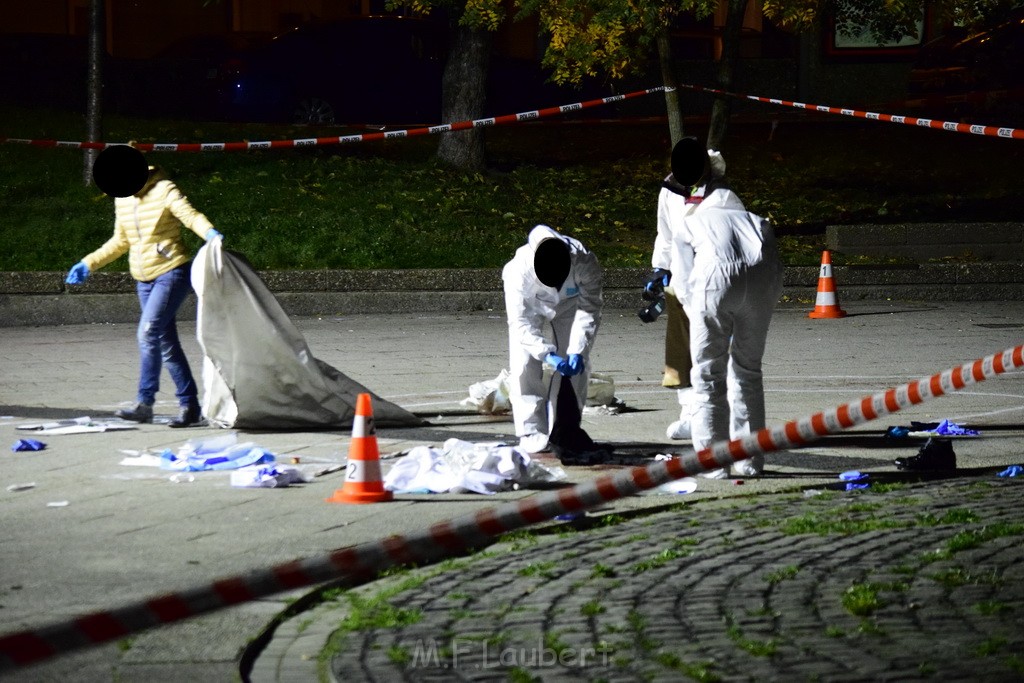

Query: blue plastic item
839,470,870,490
11,439,46,452
997,465,1023,478
934,419,980,436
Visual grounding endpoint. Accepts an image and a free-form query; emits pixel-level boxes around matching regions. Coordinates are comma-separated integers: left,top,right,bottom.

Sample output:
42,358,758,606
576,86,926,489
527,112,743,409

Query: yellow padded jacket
82,168,214,282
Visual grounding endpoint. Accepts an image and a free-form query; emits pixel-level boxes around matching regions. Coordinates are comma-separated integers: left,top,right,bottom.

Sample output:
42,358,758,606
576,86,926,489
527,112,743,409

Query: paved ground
1,301,1023,681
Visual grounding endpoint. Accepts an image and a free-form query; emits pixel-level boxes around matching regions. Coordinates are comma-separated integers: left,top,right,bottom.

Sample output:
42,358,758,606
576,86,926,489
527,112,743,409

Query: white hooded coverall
668,188,783,467
502,225,603,453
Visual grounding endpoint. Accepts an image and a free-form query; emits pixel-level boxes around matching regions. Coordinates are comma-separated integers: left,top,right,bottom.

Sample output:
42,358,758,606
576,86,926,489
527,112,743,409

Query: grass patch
4,107,1022,272
631,546,695,573
654,652,721,682
975,600,1012,616
946,523,1024,553
929,566,1002,589
496,530,539,550
841,582,884,617
975,636,1008,657
627,609,659,652
517,560,559,579
581,600,606,617
764,565,800,584
386,644,411,666
726,624,778,657
775,511,910,536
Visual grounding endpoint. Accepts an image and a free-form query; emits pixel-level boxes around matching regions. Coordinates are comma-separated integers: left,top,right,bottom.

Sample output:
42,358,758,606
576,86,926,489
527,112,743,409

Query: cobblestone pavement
260,476,1024,682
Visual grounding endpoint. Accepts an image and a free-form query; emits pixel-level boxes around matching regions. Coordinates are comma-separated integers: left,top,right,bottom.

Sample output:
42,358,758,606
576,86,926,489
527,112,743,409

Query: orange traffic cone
808,250,848,319
327,393,393,504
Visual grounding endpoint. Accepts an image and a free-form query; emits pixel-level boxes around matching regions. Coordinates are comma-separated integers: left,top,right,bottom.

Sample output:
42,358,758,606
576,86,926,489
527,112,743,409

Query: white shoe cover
519,433,550,453
697,468,728,479
731,455,765,477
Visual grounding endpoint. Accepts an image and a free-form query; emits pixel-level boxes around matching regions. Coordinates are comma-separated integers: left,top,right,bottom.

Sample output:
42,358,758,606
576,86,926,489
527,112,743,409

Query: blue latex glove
65,261,90,285
643,268,671,299
544,353,571,376
205,228,223,242
567,354,585,376
997,465,1023,478
12,438,46,452
839,470,869,490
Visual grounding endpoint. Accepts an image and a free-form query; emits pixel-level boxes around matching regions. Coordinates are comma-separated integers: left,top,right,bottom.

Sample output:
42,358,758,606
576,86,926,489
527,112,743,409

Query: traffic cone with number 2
327,393,393,504
808,250,847,319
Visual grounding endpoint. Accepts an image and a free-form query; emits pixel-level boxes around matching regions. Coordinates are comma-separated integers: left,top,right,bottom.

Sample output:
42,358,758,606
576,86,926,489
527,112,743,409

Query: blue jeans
135,263,198,408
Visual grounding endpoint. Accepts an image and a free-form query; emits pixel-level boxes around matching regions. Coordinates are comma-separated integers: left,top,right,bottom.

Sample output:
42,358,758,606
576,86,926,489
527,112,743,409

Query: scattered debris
16,417,137,435
383,438,566,494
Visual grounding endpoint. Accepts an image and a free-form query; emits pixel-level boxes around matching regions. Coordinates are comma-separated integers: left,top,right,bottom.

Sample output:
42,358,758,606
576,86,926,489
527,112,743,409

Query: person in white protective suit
666,138,783,477
502,224,603,454
645,144,728,439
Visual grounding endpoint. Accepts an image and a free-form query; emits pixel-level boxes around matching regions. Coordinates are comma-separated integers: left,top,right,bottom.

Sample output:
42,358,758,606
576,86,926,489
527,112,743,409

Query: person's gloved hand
65,261,90,285
205,228,223,242
544,353,571,376
567,354,585,376
643,268,671,300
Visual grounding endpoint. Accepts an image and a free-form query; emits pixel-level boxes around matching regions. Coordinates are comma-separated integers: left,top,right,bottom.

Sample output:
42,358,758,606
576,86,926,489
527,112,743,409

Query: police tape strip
0,87,668,152
5,81,1020,151
2,343,1021,671
677,83,1024,140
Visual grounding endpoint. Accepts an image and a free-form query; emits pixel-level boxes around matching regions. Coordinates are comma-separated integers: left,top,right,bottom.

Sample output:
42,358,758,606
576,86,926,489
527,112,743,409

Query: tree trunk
706,0,749,151
83,0,104,185
436,23,491,171
655,29,684,148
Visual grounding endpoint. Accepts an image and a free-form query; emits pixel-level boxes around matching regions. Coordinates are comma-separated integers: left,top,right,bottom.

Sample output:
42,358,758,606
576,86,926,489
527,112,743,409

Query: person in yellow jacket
65,145,223,427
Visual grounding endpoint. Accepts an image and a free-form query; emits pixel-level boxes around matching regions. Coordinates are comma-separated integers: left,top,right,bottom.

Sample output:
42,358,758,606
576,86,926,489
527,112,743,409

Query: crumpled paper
383,438,565,494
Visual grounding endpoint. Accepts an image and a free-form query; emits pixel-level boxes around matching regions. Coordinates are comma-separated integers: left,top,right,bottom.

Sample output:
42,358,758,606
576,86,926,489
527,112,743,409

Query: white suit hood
502,225,603,361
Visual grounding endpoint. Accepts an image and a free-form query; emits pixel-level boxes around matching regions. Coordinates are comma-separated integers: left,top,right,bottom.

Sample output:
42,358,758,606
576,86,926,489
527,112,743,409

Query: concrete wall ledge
2,263,1022,327
827,222,1024,262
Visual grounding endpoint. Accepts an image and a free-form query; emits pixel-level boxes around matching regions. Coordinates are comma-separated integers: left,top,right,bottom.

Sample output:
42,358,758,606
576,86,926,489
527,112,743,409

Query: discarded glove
11,438,46,452
65,261,90,285
839,470,870,490
997,465,1023,478
884,425,910,440
934,419,980,436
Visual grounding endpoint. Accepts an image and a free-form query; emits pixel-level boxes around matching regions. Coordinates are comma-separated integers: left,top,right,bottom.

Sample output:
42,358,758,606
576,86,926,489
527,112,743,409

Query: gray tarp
192,240,422,429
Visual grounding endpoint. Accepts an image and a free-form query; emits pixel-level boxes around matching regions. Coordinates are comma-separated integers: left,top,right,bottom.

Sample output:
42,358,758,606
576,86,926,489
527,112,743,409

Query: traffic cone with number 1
808,250,847,319
327,393,393,504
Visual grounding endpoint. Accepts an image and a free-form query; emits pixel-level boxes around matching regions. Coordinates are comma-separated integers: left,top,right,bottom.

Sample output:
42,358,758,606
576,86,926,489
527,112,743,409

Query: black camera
638,294,666,323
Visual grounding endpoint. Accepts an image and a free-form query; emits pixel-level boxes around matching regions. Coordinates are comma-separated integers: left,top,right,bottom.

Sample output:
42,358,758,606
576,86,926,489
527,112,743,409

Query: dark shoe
168,404,203,428
114,403,153,423
894,437,956,471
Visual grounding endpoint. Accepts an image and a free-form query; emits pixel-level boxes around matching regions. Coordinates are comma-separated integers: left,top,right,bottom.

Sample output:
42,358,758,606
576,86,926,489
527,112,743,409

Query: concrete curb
2,263,1022,327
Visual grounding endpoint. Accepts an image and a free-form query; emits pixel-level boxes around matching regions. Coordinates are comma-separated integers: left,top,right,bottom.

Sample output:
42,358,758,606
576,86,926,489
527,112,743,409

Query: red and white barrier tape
0,87,666,152
3,83,1020,151
678,83,1024,140
1,343,1021,671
